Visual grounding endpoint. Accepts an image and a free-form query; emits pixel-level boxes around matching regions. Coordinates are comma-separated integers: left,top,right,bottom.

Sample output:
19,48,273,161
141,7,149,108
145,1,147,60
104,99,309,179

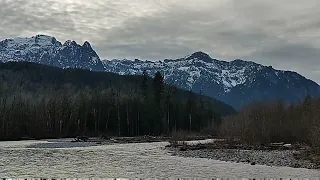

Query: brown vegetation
219,97,320,147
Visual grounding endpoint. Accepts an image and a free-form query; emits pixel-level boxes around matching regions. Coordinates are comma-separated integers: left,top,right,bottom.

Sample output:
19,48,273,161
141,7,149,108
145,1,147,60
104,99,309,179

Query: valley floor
1,139,319,178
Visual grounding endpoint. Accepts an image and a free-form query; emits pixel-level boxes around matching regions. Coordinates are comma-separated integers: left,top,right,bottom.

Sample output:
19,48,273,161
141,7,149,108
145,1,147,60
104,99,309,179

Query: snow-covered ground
0,139,319,178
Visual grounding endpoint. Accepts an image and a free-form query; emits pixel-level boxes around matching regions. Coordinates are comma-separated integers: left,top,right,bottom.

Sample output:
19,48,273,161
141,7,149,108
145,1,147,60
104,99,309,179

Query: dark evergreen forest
0,62,235,140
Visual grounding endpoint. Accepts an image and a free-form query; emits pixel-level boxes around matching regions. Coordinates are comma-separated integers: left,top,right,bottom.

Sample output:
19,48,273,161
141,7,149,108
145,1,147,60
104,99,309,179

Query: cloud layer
1,0,320,83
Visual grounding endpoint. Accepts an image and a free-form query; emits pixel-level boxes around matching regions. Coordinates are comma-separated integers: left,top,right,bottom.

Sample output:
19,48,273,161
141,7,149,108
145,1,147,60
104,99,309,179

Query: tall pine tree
141,70,148,98
153,71,164,134
153,71,164,105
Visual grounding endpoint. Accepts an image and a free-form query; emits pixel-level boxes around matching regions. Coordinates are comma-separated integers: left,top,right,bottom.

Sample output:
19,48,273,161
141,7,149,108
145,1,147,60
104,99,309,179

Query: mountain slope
103,52,320,109
0,35,105,71
0,61,236,139
0,35,319,109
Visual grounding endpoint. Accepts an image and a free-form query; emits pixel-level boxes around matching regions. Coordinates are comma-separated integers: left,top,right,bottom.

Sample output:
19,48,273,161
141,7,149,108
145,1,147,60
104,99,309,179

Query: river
0,140,319,178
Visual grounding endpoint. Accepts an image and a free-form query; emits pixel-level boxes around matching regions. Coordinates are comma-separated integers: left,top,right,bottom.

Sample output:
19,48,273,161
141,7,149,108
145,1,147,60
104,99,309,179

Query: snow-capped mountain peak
185,51,212,61
1,35,57,50
63,40,78,46
0,35,105,71
82,41,92,49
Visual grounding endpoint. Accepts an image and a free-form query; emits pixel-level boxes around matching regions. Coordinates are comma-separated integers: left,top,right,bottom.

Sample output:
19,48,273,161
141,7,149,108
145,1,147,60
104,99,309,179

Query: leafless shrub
169,130,189,147
220,98,320,147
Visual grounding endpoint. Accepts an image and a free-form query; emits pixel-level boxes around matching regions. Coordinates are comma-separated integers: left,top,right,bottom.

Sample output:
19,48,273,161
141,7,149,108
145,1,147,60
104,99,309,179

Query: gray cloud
1,0,320,83
0,0,77,38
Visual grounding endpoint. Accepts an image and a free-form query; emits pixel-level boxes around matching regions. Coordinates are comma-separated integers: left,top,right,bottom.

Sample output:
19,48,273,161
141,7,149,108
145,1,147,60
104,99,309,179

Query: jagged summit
186,51,211,60
63,40,78,46
32,34,52,38
0,35,104,71
31,34,54,41
82,41,92,48
1,34,60,48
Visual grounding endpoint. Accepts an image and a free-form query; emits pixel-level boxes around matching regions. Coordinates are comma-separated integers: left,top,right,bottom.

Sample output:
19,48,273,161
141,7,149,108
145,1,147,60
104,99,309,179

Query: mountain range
1,35,319,109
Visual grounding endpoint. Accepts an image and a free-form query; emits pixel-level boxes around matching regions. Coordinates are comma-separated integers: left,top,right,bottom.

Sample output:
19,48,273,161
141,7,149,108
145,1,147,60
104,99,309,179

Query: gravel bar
169,148,318,169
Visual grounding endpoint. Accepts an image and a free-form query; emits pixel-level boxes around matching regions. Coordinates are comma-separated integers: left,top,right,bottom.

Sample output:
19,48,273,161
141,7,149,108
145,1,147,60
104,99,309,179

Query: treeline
220,97,320,146
0,62,235,140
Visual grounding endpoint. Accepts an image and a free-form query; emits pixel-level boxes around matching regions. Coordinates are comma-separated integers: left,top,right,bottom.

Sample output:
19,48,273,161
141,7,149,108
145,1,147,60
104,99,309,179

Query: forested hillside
0,61,235,140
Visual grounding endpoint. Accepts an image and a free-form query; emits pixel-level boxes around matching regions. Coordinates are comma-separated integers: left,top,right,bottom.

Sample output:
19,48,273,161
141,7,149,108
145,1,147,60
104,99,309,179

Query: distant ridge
103,52,320,109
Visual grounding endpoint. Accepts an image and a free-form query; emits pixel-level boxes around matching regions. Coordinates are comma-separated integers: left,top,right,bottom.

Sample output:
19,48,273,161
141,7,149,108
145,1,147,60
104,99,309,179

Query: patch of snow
178,67,189,71
91,56,99,64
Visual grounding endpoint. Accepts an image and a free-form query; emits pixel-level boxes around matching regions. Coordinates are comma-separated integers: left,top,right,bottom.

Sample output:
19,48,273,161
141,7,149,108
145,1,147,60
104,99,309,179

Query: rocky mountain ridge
1,35,319,108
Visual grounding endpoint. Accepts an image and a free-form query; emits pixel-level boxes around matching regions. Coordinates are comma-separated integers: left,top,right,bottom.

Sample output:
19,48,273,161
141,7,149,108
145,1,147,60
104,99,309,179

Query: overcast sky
1,0,320,83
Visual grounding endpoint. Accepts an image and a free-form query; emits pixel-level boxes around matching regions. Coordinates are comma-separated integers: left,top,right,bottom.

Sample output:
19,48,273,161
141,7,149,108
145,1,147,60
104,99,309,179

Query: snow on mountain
0,35,60,62
0,35,319,109
103,52,320,109
0,35,105,71
103,52,264,92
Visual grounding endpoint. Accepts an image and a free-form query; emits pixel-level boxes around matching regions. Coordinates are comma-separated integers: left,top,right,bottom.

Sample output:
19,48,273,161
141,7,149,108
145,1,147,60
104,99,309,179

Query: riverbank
166,140,320,169
24,135,211,148
8,136,320,170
